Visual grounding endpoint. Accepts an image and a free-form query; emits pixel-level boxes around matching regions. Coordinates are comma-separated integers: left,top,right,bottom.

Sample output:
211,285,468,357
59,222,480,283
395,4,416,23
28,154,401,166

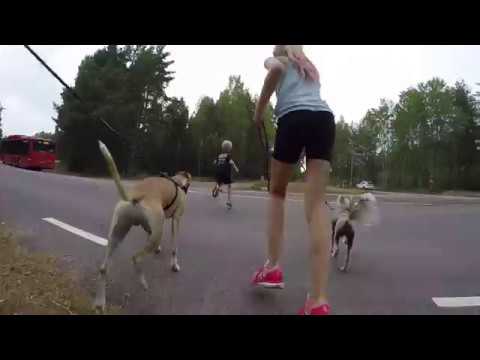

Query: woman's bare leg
266,158,294,267
304,159,331,306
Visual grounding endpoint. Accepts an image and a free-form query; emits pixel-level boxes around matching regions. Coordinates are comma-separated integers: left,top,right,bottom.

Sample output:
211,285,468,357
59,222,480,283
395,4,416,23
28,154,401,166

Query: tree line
51,45,275,180
2,45,479,191
334,79,480,191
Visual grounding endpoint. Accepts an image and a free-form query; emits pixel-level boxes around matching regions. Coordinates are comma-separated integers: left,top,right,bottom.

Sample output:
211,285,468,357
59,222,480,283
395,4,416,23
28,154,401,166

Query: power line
23,45,127,144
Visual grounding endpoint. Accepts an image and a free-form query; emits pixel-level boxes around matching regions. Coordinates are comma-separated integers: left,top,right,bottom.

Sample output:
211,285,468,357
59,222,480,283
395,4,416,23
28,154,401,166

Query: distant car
356,181,375,190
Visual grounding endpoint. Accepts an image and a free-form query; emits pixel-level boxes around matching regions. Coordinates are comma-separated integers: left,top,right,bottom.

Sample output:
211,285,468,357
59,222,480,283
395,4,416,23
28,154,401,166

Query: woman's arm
254,58,286,126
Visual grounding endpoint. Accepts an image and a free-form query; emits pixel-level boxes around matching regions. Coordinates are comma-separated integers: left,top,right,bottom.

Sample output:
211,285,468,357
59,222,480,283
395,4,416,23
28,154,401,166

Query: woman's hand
264,56,288,70
264,57,277,70
255,57,286,128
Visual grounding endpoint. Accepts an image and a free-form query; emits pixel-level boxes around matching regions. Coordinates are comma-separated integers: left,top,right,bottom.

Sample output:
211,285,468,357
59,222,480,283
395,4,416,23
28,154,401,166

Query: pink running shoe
298,303,331,315
251,265,284,289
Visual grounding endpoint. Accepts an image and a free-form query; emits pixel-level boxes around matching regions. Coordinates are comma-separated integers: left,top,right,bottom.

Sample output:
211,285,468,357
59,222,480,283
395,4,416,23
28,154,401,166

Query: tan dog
94,141,192,312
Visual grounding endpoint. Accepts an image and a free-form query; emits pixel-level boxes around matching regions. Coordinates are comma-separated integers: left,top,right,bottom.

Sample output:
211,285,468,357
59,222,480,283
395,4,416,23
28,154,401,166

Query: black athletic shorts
273,110,335,164
215,174,232,185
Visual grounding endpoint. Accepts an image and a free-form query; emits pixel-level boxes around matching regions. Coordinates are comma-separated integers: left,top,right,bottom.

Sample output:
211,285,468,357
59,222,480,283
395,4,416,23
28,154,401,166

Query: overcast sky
1,45,479,136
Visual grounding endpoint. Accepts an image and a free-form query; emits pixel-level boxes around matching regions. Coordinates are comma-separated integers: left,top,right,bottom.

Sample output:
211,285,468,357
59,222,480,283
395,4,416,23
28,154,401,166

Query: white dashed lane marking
433,297,480,308
42,217,107,247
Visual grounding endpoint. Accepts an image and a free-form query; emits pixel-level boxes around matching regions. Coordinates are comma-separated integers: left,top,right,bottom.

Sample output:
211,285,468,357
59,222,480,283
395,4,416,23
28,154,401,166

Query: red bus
0,135,56,170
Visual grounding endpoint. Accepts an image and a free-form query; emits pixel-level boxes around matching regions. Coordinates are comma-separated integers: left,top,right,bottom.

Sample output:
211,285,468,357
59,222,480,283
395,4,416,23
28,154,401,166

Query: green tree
354,78,480,191
331,116,353,186
189,75,275,179
189,96,219,177
54,45,131,174
54,45,175,175
450,81,480,189
358,99,394,187
140,97,190,175
121,45,174,174
34,131,56,141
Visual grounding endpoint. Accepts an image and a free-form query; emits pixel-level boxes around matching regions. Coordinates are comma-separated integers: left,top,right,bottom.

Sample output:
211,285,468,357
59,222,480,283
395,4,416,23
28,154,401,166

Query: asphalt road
2,163,480,315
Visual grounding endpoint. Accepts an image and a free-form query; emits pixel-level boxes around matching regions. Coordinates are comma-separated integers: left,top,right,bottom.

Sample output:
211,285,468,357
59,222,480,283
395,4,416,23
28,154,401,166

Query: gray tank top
274,62,332,119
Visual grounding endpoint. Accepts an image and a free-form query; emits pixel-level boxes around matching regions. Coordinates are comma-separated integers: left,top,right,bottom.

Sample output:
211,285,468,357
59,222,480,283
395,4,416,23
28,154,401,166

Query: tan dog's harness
159,173,189,211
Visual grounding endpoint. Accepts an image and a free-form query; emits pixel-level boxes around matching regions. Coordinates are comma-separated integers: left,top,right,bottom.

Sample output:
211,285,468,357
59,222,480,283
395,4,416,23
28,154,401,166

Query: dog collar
160,174,189,211
170,178,189,194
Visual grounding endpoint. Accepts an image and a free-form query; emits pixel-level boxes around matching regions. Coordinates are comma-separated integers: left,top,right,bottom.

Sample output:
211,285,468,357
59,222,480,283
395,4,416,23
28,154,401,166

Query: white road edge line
188,189,304,202
188,189,422,205
42,217,107,247
432,297,480,308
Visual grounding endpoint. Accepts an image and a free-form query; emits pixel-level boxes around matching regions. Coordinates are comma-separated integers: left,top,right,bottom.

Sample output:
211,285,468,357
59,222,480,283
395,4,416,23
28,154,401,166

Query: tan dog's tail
98,141,129,201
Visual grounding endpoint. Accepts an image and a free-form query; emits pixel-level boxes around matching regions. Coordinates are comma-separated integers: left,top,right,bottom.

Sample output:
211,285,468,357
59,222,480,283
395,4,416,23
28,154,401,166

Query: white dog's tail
352,193,380,226
98,141,129,202
337,193,380,226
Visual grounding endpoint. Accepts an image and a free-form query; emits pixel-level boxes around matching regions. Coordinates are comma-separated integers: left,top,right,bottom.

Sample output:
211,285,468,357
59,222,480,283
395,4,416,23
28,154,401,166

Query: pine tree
54,45,175,175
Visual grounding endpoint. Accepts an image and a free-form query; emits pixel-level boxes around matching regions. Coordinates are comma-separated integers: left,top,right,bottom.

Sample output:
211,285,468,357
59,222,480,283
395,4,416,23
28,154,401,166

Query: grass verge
0,224,119,315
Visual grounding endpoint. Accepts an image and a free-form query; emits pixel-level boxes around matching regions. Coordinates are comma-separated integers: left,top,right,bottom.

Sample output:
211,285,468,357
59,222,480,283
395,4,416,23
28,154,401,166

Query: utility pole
350,151,364,187
198,139,203,177
350,153,354,187
348,140,368,187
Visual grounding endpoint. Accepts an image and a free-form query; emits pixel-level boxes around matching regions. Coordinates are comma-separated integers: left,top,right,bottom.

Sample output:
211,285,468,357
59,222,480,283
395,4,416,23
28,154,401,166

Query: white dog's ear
336,195,350,209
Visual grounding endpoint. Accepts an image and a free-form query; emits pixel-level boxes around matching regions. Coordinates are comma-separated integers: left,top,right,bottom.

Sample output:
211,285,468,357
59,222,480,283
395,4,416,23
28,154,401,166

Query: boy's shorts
215,174,232,185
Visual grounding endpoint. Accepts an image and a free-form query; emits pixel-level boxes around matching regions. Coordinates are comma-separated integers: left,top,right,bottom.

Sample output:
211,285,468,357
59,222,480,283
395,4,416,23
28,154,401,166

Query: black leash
256,121,271,192
23,45,128,145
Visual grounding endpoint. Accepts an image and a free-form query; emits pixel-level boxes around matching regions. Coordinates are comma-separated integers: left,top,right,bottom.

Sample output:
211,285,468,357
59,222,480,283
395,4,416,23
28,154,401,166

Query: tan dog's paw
171,263,181,272
139,274,149,290
93,297,106,314
155,246,162,255
94,305,106,315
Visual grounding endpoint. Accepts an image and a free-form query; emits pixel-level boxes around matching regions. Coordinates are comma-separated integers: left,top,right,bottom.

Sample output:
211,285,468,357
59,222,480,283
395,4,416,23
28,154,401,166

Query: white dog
329,193,379,272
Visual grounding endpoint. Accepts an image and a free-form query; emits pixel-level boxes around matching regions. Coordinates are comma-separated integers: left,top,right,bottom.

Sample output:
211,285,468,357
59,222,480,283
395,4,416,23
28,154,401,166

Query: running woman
212,140,239,209
251,45,336,315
